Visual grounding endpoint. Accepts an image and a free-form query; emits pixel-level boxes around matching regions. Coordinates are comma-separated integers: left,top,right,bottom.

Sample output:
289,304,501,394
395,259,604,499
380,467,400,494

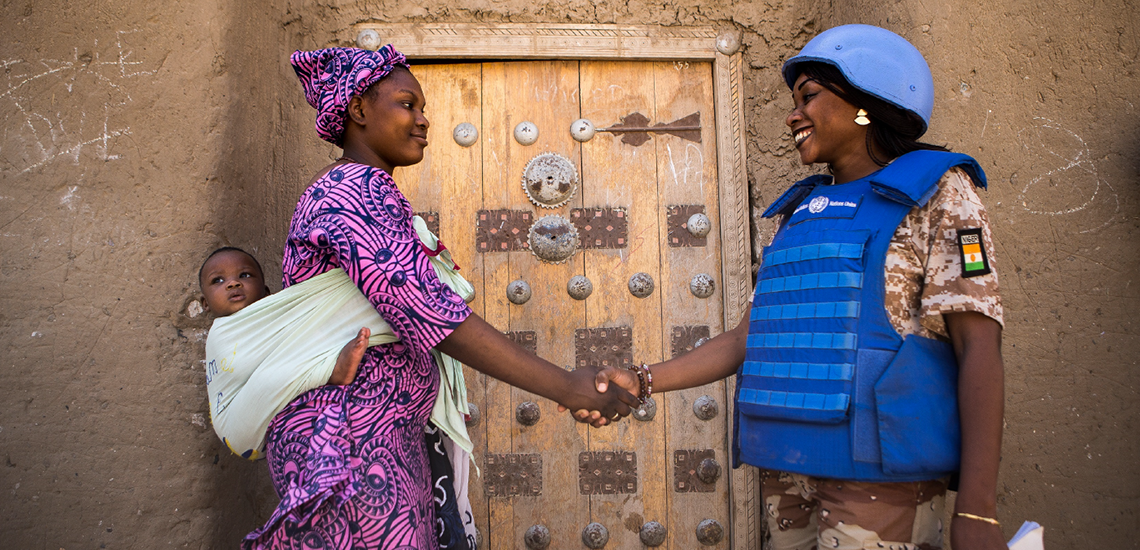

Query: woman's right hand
436,314,641,425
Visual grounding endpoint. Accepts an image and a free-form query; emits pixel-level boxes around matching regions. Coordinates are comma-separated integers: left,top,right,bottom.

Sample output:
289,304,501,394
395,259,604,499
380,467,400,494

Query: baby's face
199,250,269,316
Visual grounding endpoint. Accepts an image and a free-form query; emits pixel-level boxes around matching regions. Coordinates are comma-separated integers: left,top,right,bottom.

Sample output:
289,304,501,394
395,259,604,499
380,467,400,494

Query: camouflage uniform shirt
769,166,1003,338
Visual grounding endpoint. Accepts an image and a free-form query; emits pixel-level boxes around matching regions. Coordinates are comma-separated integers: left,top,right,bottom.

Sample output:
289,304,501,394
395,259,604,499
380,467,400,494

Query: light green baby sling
204,216,474,460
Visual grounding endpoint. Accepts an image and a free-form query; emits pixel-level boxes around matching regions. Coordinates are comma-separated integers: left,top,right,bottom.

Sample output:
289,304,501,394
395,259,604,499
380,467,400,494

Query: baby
197,235,474,462
198,246,368,386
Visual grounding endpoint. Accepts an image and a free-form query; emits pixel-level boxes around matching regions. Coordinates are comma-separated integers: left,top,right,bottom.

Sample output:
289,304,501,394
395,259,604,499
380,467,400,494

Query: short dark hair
795,62,949,166
198,246,264,285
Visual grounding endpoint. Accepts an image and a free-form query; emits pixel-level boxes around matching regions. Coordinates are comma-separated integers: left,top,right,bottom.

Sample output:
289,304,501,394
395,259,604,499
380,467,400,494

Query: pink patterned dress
243,162,472,550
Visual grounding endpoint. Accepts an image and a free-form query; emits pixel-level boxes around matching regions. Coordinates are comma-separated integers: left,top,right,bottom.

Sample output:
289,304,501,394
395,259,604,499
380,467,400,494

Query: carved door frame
350,23,757,548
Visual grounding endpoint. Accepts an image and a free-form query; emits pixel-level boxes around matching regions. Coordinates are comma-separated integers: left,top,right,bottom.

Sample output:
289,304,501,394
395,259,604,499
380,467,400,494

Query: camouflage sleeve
910,167,1004,337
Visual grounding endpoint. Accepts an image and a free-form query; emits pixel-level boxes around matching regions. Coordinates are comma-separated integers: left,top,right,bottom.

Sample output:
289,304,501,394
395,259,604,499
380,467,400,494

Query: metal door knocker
528,215,579,264
522,152,578,208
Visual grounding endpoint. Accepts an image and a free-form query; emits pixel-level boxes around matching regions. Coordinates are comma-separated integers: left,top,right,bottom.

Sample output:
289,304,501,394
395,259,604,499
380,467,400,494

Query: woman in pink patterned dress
241,46,637,550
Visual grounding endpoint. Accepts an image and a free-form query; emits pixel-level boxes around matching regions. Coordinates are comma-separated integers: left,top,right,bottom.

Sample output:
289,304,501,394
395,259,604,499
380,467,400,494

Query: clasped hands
556,366,644,428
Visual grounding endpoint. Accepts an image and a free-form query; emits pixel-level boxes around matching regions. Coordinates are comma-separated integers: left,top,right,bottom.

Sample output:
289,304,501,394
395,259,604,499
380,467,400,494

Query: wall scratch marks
1014,117,1120,234
2,29,154,179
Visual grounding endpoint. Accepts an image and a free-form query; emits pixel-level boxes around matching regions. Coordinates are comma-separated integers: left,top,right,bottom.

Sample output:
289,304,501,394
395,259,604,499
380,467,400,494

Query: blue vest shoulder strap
870,150,987,207
762,174,832,219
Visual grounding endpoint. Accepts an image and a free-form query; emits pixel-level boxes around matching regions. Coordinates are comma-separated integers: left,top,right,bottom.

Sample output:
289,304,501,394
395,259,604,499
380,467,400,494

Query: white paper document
1007,521,1044,550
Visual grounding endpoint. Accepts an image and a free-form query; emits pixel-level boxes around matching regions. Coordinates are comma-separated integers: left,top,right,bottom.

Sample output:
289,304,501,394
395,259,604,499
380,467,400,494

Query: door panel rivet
639,521,667,546
465,402,480,427
581,522,609,549
686,212,712,238
453,122,478,147
628,272,655,298
696,518,724,545
697,457,721,484
524,524,550,549
507,279,532,305
694,395,719,420
355,29,381,50
716,32,742,56
567,275,593,300
570,118,596,142
514,121,539,145
633,396,657,422
516,401,541,426
690,273,715,298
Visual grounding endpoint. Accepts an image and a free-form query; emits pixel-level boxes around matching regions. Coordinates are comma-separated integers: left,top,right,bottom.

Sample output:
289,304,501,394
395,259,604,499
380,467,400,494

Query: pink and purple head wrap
290,45,410,146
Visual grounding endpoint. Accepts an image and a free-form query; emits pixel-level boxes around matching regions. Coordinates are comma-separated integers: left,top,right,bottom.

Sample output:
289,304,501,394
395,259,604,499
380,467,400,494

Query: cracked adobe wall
1,0,1136,548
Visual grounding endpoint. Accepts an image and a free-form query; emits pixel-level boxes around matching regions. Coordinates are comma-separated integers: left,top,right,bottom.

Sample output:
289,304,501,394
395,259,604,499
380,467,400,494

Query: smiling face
349,67,430,174
199,249,269,317
786,72,879,183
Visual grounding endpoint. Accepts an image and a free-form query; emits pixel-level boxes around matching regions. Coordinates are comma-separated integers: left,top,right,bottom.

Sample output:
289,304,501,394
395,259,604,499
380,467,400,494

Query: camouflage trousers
760,469,949,550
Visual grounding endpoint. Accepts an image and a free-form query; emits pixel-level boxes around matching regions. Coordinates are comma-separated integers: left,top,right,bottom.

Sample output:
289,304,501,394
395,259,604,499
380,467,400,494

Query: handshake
557,365,649,428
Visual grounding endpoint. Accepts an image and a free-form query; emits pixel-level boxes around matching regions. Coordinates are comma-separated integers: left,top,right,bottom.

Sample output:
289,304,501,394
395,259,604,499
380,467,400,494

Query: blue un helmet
782,24,935,134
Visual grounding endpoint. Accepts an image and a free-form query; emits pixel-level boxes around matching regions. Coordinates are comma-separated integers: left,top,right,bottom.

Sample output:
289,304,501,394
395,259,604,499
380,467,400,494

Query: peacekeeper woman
583,24,1007,550
243,46,637,550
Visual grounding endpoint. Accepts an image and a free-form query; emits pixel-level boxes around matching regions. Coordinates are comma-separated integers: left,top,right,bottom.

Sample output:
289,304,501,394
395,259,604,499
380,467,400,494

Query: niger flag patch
957,228,991,278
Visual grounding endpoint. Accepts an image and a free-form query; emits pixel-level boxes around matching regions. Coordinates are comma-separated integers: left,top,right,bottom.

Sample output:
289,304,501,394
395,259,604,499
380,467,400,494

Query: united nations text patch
957,228,991,278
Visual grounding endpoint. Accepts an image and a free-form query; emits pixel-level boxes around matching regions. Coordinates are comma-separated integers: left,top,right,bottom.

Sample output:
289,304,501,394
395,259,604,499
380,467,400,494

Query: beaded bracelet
625,364,651,404
955,512,1000,526
625,363,654,404
642,364,653,401
626,364,646,404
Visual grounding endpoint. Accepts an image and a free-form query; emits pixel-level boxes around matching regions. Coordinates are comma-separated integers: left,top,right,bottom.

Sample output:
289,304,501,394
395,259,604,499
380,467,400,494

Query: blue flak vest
734,150,987,482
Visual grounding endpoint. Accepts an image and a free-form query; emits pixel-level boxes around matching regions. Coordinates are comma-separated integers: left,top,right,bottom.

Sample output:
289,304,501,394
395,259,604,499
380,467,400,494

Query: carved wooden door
395,60,735,549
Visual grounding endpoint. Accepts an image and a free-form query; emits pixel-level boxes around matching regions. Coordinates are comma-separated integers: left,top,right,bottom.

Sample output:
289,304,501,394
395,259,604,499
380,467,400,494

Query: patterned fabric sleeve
284,164,472,351
906,167,1004,338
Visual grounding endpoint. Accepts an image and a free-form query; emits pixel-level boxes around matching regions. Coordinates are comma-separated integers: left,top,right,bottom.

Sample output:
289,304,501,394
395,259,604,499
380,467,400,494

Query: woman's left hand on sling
947,311,1007,550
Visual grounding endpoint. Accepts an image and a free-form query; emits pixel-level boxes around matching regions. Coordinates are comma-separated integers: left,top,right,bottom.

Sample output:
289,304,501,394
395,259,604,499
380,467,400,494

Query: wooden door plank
579,59,667,549
505,60,590,550
478,61,518,550
482,60,592,549
653,60,732,549
390,62,490,544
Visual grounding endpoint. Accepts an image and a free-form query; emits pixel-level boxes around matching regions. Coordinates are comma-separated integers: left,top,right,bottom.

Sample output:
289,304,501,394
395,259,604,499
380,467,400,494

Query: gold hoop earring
854,109,870,126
